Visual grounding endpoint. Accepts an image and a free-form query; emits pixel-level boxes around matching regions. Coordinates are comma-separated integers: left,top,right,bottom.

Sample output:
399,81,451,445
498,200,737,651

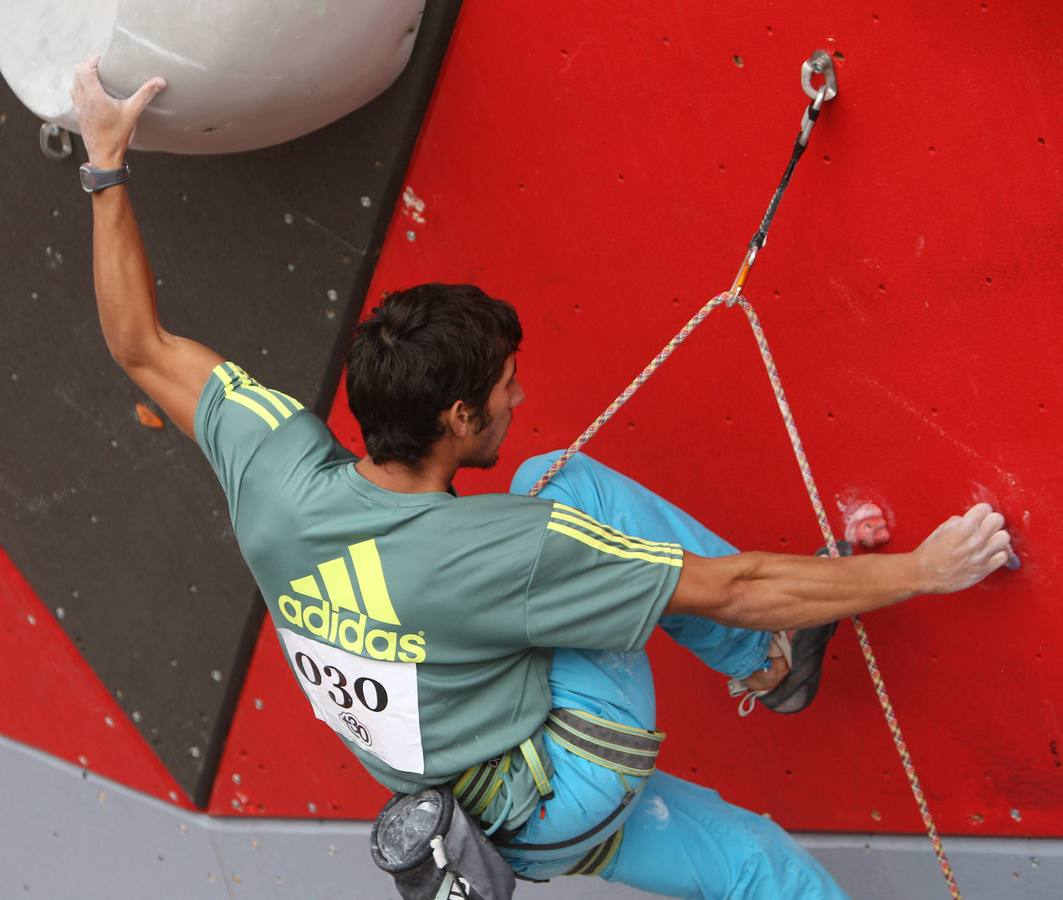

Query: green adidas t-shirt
195,362,682,793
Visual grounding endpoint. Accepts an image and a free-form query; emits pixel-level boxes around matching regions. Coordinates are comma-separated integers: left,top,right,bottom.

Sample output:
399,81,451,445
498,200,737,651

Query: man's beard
463,411,504,469
465,444,500,470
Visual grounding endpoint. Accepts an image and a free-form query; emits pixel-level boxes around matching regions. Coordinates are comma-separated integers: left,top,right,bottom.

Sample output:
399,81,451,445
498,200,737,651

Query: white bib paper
278,628,424,774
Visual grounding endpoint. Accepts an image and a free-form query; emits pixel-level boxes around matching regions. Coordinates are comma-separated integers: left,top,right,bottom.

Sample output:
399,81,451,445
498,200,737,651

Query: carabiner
801,50,838,102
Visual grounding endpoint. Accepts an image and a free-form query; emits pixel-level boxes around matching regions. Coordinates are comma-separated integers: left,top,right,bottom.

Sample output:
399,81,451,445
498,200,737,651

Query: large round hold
0,0,424,154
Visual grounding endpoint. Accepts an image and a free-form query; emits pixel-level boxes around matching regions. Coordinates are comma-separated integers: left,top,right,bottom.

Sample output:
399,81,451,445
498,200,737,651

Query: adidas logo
278,539,426,663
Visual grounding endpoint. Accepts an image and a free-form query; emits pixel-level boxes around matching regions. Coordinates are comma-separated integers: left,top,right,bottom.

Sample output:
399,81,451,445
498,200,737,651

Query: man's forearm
723,551,923,630
92,186,164,364
668,550,927,631
667,503,1009,630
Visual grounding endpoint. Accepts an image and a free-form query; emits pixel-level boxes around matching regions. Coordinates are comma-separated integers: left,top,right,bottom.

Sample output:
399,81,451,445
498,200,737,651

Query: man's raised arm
73,57,222,438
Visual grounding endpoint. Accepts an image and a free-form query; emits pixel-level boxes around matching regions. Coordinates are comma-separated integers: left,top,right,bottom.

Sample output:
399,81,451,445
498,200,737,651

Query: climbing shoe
728,623,838,716
728,541,849,716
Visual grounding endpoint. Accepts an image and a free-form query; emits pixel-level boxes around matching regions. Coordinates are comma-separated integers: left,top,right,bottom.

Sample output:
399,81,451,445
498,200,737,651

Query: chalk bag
370,787,516,900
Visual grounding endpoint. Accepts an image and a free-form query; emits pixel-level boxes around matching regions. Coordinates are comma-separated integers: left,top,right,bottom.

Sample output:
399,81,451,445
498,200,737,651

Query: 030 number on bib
278,628,424,774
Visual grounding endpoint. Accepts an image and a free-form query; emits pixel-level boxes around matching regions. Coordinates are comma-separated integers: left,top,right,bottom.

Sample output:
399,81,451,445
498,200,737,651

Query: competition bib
278,628,425,774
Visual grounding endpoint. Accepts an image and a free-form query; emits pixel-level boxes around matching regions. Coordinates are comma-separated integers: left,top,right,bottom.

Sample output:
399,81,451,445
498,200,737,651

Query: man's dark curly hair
345,284,522,467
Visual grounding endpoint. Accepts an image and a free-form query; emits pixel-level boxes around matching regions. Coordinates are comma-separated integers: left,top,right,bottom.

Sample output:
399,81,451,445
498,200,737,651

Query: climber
74,59,1011,899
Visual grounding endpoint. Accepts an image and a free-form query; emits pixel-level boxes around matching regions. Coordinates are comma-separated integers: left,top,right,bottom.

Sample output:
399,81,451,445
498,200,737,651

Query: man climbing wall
74,59,1013,899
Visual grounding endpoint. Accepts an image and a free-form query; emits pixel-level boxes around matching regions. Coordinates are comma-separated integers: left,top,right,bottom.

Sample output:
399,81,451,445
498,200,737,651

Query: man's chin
467,452,500,471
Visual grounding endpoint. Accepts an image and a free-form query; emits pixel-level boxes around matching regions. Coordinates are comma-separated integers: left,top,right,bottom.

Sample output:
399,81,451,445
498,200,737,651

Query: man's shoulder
453,491,553,519
410,491,555,545
242,410,354,489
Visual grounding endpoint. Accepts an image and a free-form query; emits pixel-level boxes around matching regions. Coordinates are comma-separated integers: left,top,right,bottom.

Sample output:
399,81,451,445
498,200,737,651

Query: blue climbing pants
503,452,849,900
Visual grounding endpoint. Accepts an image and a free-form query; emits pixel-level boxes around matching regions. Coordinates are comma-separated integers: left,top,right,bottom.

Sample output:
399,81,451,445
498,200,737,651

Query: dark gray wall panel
0,1,462,806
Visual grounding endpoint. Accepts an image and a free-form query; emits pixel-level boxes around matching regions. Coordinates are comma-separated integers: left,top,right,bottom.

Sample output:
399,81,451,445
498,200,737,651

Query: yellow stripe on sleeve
546,522,683,567
212,363,234,388
552,503,682,552
549,510,683,557
243,383,293,420
226,364,305,417
213,362,283,430
224,390,280,430
226,362,255,383
271,390,305,412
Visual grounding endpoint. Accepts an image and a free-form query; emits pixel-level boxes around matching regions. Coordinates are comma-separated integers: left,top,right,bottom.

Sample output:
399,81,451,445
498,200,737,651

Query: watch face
79,166,97,192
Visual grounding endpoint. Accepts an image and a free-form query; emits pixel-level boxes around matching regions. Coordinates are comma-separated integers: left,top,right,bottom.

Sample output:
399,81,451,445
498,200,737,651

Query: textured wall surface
3,2,1062,896
220,0,1063,844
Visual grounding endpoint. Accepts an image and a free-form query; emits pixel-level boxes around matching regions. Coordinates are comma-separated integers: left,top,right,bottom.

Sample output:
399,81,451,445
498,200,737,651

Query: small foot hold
815,540,853,558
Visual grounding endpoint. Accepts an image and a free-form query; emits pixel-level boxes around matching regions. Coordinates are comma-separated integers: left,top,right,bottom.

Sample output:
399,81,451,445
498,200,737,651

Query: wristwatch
79,162,130,193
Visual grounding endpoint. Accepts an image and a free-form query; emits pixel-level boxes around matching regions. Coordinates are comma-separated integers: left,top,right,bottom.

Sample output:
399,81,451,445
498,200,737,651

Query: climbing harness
373,668,664,893
452,734,554,835
527,50,964,900
453,709,664,876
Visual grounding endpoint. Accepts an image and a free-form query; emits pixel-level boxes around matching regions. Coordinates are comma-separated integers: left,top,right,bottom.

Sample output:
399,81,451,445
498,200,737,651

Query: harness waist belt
543,708,664,778
454,707,666,876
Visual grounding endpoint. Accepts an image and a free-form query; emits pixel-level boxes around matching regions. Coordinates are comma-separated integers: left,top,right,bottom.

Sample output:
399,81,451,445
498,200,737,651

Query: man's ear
441,400,471,436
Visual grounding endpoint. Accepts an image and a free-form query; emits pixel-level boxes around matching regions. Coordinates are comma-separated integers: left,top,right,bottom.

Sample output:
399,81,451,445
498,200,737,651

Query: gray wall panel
3,737,1060,900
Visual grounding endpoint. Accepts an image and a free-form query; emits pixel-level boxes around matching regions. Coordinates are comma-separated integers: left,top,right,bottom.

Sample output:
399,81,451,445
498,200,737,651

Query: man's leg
511,451,772,679
602,770,850,900
507,453,847,897
497,647,659,881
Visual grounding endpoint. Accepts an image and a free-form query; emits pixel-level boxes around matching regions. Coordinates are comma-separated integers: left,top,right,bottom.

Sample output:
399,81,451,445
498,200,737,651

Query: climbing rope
527,50,962,900
737,296,962,900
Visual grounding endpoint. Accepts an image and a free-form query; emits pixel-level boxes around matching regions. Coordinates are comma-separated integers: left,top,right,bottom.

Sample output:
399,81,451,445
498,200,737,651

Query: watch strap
80,162,131,193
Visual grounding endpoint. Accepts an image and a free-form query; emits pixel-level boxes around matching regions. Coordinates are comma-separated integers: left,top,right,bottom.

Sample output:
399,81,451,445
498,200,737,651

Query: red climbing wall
216,1,1063,836
0,551,192,807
